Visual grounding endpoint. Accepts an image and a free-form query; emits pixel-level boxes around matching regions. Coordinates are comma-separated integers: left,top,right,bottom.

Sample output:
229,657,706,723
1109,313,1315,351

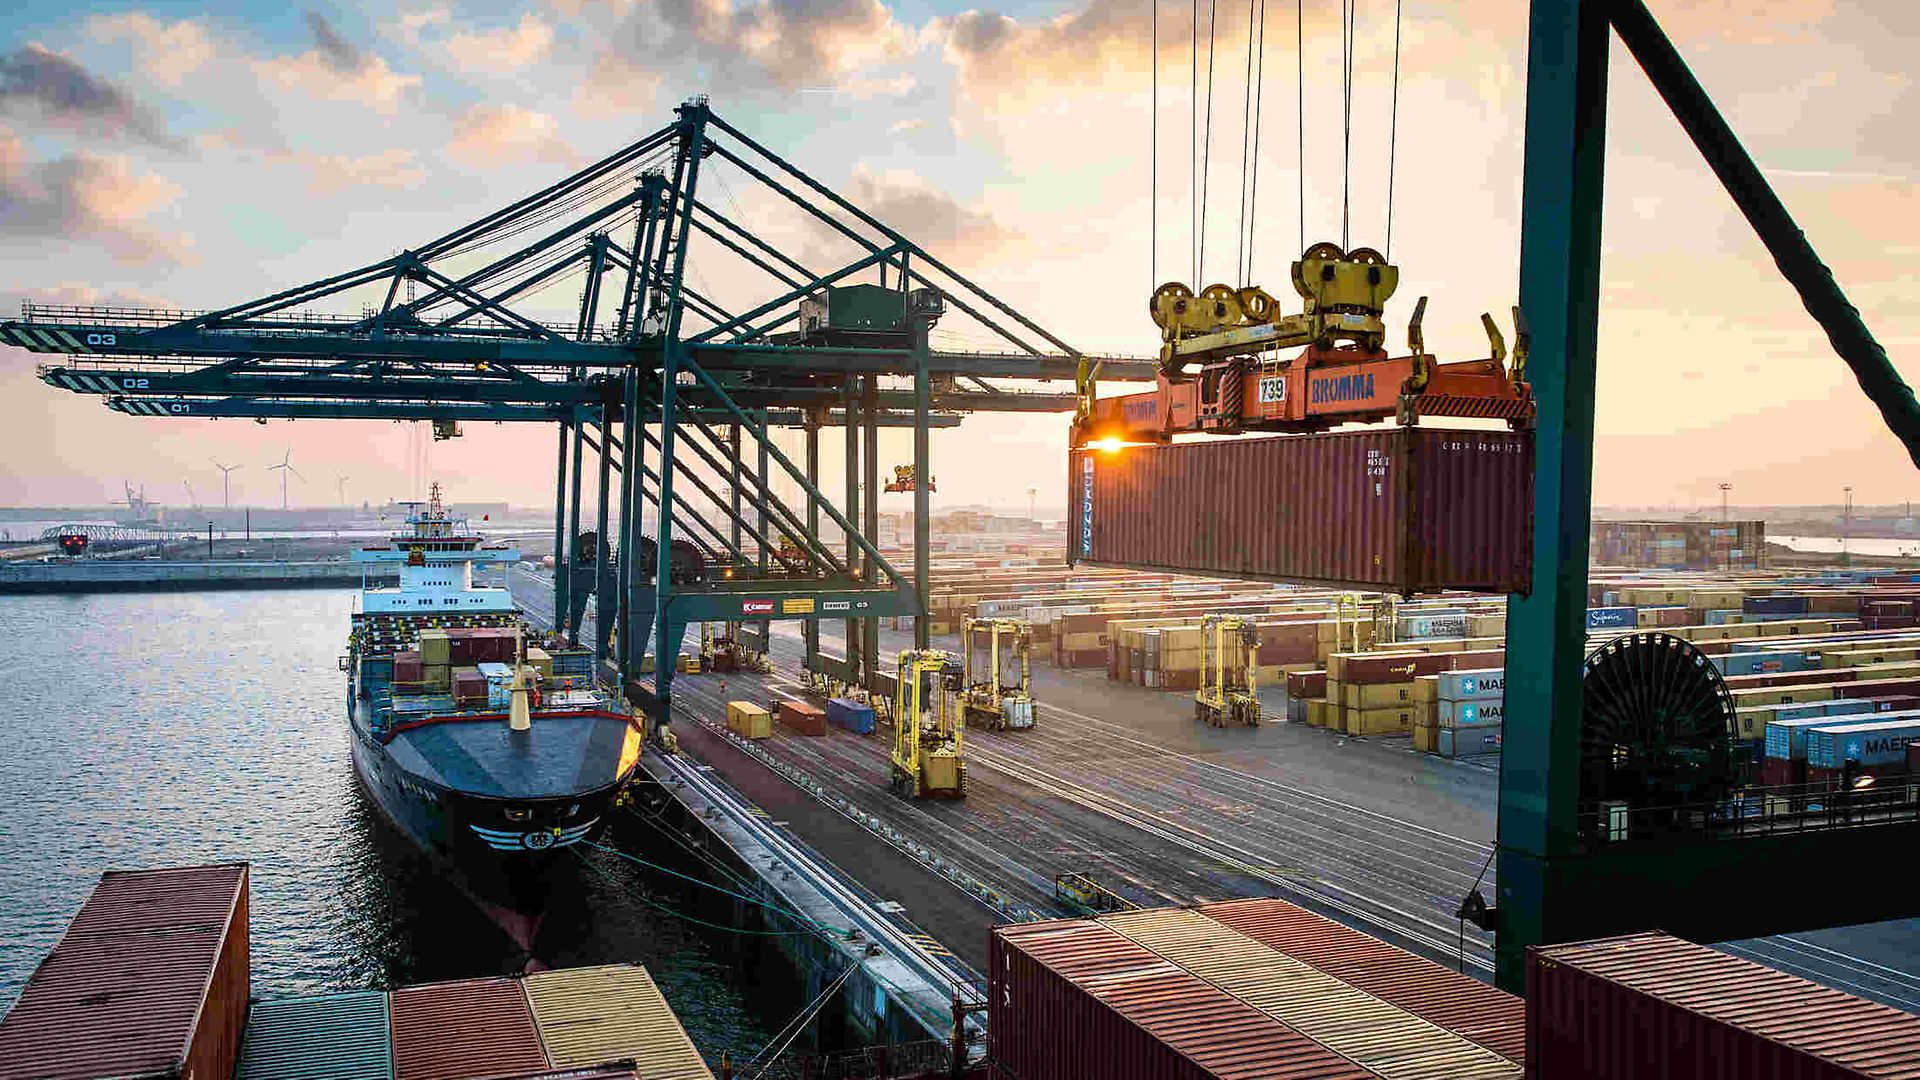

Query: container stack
991,897,1526,1080
1529,931,1920,1079
1413,668,1506,757
0,864,251,1080
1590,519,1766,570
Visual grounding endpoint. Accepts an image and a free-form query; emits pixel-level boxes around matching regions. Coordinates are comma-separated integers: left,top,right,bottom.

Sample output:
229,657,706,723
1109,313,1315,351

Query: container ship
344,486,642,947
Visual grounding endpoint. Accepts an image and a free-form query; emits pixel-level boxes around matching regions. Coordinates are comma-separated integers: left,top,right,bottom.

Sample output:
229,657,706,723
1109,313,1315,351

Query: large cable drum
1581,632,1737,828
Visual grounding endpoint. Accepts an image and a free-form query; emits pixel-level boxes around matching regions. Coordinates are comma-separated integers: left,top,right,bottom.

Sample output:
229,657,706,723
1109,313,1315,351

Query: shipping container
389,978,548,1080
990,919,1380,1080
725,700,771,739
523,964,711,1078
1196,898,1525,1063
1805,716,1920,770
1069,429,1533,595
1528,932,1920,1080
235,991,392,1080
1434,669,1504,702
1100,907,1524,1078
776,700,827,736
0,863,250,1080
1586,605,1637,629
1439,725,1504,756
825,697,877,736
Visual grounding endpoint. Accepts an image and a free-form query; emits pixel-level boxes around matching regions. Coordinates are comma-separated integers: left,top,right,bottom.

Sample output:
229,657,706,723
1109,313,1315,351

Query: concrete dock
0,558,390,593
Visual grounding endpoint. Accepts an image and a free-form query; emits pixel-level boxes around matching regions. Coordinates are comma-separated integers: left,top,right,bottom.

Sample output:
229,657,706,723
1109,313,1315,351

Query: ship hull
348,702,625,948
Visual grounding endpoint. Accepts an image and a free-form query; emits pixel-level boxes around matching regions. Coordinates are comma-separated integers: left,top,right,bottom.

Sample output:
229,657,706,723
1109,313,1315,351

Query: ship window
504,806,532,822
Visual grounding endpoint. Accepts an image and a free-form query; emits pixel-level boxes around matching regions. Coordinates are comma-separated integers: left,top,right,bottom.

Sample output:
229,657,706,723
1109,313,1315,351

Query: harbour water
0,588,789,1062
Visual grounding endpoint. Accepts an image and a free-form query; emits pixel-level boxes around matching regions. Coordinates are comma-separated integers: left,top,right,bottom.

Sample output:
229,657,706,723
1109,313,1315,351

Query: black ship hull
347,701,629,948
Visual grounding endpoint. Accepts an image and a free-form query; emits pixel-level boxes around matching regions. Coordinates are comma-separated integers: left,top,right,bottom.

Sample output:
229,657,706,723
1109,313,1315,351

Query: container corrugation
1805,716,1920,769
236,991,392,1080
523,964,712,1079
0,862,250,1080
1099,908,1523,1079
1196,898,1525,1064
1438,725,1504,756
1070,429,1533,595
389,978,548,1080
990,919,1381,1080
1528,932,1920,1080
825,697,876,736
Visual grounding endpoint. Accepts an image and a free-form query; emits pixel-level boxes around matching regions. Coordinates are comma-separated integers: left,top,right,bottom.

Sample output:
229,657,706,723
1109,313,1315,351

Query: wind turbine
268,449,303,510
210,460,241,510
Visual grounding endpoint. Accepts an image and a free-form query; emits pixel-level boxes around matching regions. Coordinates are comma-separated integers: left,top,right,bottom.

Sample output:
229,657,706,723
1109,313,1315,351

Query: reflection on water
0,589,787,1062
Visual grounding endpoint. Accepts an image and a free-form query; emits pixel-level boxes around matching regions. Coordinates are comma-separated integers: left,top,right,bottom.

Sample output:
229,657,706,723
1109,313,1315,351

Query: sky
0,0,1914,513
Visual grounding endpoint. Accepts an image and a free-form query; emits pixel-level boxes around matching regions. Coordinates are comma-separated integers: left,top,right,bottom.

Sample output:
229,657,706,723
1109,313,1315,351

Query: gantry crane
959,617,1035,730
699,621,769,673
890,649,966,798
1195,614,1260,728
1071,244,1533,447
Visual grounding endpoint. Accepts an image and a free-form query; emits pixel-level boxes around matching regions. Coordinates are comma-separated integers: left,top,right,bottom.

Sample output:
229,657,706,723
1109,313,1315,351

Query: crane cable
1151,0,1158,292
1235,0,1267,283
1340,0,1355,251
1198,0,1220,285
1296,0,1304,259
1386,0,1403,260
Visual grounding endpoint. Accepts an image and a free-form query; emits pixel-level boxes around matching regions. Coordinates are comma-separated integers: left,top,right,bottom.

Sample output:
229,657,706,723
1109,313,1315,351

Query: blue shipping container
1806,718,1920,769
826,696,876,735
1716,650,1813,677
1745,594,1811,616
1586,606,1637,630
1439,700,1504,728
1765,710,1920,762
236,991,392,1080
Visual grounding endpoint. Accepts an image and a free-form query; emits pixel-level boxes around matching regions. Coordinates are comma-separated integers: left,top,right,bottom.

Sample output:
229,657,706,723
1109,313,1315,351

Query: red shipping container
452,666,487,706
1287,669,1328,699
389,977,548,1080
1198,897,1525,1063
0,863,250,1080
1069,428,1533,595
445,628,478,665
777,700,827,736
394,650,425,685
990,919,1378,1080
1527,932,1920,1080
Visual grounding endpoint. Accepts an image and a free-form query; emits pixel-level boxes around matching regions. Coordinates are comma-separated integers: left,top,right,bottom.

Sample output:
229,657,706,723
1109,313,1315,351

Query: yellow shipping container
726,700,772,739
1100,909,1522,1080
1731,686,1836,708
417,628,451,666
1345,705,1416,736
1413,674,1440,702
525,646,553,680
1412,721,1438,752
524,963,714,1078
1344,681,1416,710
1305,699,1333,728
1468,615,1507,638
1730,705,1773,741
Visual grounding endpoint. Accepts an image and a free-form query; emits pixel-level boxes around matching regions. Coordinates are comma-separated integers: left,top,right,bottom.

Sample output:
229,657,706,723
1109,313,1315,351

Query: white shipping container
1439,700,1504,728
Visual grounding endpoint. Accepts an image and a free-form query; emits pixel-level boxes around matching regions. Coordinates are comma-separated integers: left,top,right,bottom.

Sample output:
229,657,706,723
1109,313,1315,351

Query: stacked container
1528,932,1920,1079
235,991,391,1080
389,977,548,1080
523,964,711,1079
0,863,250,1080
1432,668,1505,757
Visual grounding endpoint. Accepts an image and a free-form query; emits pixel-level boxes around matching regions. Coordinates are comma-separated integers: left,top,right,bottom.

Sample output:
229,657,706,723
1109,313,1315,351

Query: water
0,589,791,1061
1772,534,1920,558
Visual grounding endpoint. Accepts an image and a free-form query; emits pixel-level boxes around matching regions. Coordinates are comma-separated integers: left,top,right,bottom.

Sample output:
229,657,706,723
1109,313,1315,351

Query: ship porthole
504,806,532,822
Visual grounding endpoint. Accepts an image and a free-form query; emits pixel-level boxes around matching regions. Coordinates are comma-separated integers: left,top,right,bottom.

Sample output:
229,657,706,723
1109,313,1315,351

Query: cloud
447,13,557,71
0,43,178,147
844,166,1026,263
0,126,191,264
396,5,453,44
448,104,582,167
254,12,422,115
85,13,219,87
587,0,912,96
267,147,429,195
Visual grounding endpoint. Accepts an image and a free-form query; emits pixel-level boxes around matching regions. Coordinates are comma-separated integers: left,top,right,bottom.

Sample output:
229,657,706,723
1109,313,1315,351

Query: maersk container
1440,700,1504,729
0,863,250,1080
1805,717,1920,770
1586,605,1636,630
1528,931,1920,1080
1068,428,1533,595
1435,668,1505,702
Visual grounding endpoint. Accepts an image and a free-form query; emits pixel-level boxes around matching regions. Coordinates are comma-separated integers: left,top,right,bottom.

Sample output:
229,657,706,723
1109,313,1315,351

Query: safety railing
1578,774,1920,843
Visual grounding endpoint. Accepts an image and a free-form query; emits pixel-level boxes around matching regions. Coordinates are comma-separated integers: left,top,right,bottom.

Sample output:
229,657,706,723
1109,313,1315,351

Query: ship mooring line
575,842,848,937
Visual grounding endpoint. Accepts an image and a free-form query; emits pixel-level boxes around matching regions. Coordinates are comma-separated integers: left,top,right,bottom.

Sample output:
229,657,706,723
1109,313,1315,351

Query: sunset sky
0,0,1913,513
